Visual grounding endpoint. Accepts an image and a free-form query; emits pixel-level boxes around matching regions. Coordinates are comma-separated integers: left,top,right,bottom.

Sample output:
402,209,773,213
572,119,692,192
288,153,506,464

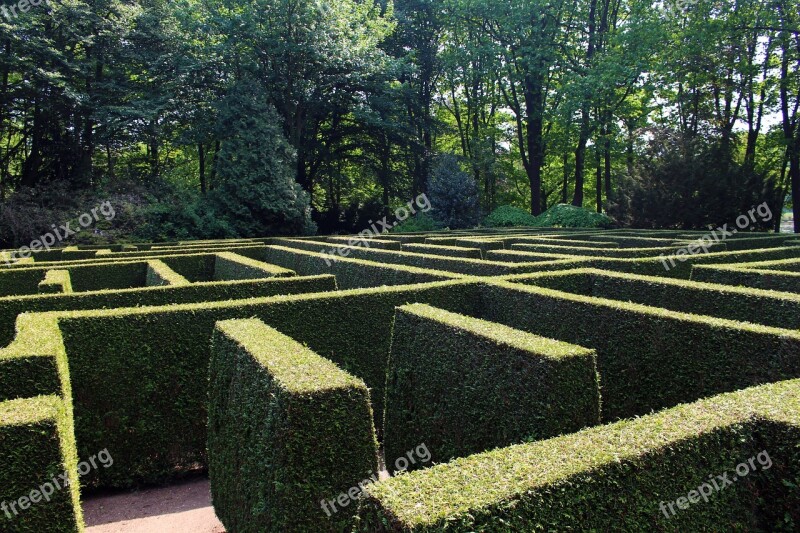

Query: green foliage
211,252,295,281
273,239,546,276
38,271,74,295
384,304,600,470
481,281,800,421
208,319,378,532
532,204,615,229
358,379,800,531
483,205,539,227
428,155,481,229
206,82,316,237
43,280,480,487
0,396,82,532
519,269,800,329
263,246,460,290
692,265,800,294
392,212,442,233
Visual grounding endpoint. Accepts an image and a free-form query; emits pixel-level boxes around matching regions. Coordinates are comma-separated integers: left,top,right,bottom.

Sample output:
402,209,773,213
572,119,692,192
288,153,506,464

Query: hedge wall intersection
0,230,798,532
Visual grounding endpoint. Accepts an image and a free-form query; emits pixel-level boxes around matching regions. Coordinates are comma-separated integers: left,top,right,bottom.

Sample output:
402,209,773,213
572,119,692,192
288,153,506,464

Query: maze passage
1,230,799,532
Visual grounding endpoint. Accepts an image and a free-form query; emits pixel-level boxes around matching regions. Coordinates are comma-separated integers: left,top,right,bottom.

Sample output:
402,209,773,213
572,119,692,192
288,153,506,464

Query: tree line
0,0,798,242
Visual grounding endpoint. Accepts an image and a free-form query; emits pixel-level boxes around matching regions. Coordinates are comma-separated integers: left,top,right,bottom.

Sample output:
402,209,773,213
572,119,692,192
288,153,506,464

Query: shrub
483,205,538,227
532,204,614,229
38,280,480,487
211,252,295,281
428,155,481,230
480,280,800,421
358,379,800,532
0,395,82,532
392,212,441,234
205,81,316,238
384,304,600,470
209,319,378,532
38,271,73,294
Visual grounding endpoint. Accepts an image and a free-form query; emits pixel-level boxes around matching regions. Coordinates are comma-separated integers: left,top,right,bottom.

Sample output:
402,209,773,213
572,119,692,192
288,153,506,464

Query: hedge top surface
482,278,800,338
0,274,337,305
215,318,365,394
277,238,562,268
397,303,593,359
693,264,800,278
214,251,295,277
362,378,800,527
504,268,800,301
0,395,60,426
264,245,469,278
0,313,64,360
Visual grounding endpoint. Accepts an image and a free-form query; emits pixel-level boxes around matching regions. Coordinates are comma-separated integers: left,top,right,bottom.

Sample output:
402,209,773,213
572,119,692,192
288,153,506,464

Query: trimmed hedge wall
51,280,480,487
209,319,379,532
357,379,800,532
326,237,403,251
263,245,462,289
212,252,295,281
275,239,561,276
511,243,726,258
39,271,73,294
0,275,337,349
0,395,82,532
500,236,620,248
0,315,68,402
145,261,189,287
400,243,483,260
489,246,800,279
384,304,600,471
692,265,800,293
513,268,800,329
480,280,800,421
735,258,800,272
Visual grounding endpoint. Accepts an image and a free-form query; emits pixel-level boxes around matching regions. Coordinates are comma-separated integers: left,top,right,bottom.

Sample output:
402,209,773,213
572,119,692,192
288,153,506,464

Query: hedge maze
0,230,799,531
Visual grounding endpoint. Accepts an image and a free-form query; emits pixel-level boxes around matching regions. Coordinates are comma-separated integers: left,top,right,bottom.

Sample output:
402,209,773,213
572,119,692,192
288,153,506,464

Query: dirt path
83,477,225,533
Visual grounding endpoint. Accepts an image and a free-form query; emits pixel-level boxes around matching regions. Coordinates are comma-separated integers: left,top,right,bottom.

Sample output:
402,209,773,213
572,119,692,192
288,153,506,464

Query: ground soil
83,477,225,533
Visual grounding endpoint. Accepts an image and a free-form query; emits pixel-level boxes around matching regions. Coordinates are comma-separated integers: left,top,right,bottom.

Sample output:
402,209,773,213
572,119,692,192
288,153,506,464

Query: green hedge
492,246,800,279
209,319,378,532
357,379,800,532
400,243,483,260
480,280,800,421
510,243,726,258
50,280,480,487
212,252,295,281
145,261,189,287
384,304,600,470
38,271,73,294
0,395,82,532
692,265,800,293
275,239,576,276
513,268,800,329
0,275,337,349
263,245,462,289
501,236,621,249
734,258,800,272
326,237,403,251
0,315,68,402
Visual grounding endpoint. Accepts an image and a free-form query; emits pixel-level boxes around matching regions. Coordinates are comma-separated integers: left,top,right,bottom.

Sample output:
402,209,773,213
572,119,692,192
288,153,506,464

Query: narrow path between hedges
83,477,225,533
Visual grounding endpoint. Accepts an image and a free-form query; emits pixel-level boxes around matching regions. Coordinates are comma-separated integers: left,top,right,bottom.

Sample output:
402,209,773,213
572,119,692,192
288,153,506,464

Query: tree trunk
524,74,545,216
199,143,206,194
